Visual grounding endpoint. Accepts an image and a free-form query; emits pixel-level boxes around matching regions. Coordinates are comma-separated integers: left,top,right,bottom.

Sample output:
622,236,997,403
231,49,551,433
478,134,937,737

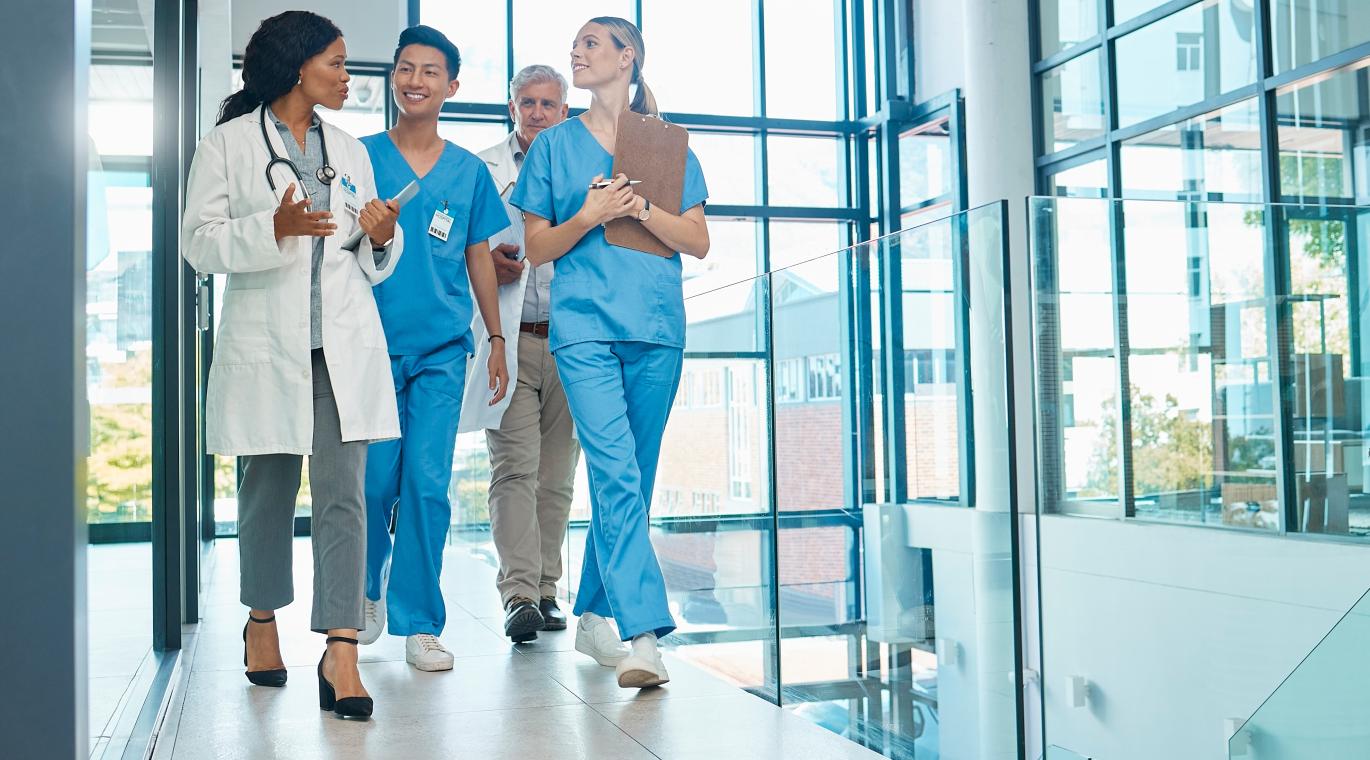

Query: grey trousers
487,332,580,607
237,349,368,632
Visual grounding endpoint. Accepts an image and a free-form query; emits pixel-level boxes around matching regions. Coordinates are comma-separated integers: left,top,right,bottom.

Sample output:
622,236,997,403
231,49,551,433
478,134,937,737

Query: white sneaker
405,634,454,672
616,633,670,689
358,594,385,645
574,612,629,667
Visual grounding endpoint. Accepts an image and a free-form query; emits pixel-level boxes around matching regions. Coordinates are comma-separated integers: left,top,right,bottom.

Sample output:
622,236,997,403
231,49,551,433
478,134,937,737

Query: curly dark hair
216,10,342,125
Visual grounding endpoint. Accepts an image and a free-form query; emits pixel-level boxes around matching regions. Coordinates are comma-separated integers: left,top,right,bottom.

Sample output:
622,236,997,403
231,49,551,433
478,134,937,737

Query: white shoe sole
406,656,454,672
575,636,629,667
617,667,669,688
358,605,384,646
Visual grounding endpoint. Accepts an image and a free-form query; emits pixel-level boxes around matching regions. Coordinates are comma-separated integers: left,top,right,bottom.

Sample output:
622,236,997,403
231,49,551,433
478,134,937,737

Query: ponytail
216,87,264,126
630,68,658,117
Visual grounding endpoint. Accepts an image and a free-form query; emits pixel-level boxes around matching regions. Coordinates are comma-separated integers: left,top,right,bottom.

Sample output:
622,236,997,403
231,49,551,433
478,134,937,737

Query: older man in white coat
460,65,577,643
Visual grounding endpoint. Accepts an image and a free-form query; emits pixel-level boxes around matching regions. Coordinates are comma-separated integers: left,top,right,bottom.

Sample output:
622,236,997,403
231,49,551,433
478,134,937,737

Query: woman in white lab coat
182,10,402,719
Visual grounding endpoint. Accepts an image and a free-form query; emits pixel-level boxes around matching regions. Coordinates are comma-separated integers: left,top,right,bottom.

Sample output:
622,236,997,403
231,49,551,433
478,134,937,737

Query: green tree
1086,386,1213,497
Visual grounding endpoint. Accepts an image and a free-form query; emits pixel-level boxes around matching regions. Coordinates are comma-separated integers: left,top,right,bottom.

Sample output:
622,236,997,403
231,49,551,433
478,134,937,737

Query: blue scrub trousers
554,340,681,641
364,343,468,636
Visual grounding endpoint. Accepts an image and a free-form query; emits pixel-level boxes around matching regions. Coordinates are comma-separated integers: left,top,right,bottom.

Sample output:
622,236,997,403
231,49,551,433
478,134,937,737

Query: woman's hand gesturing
273,183,336,242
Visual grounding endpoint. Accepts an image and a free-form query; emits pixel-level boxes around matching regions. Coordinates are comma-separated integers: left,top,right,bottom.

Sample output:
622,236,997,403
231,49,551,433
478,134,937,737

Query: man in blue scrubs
357,26,510,672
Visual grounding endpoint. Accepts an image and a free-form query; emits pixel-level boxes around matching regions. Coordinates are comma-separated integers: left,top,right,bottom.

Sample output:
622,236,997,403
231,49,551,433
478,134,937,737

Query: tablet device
343,179,420,249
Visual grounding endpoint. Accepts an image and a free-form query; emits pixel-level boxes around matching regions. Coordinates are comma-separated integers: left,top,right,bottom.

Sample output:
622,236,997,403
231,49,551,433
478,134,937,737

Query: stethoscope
259,103,336,191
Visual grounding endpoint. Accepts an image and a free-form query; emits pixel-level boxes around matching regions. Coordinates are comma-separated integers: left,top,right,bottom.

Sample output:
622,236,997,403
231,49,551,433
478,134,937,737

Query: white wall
1037,515,1370,759
230,0,405,63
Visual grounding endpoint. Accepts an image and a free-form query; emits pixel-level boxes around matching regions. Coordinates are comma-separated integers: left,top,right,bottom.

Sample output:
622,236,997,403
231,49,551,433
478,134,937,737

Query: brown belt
519,321,550,338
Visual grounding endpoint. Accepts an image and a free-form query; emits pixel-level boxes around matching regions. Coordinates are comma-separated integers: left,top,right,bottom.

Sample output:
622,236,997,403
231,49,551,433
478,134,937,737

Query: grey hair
509,64,568,103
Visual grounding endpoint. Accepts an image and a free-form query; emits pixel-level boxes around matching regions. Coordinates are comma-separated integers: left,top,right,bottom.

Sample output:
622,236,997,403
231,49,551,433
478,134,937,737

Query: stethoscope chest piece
316,164,337,185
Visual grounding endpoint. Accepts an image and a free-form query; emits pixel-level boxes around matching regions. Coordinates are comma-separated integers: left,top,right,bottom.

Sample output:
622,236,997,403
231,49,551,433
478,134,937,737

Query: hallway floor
149,538,883,760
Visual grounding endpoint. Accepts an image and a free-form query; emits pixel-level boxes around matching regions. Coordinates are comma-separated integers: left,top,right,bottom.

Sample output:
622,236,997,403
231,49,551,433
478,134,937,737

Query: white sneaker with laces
358,594,385,645
616,633,670,689
405,634,454,672
574,612,629,667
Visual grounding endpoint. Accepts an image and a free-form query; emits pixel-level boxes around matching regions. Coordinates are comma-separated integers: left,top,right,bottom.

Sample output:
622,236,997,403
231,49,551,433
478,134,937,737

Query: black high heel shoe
318,636,373,718
242,614,288,687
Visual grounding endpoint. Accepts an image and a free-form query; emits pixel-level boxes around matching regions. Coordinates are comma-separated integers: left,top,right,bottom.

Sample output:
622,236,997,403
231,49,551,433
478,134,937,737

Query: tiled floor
151,538,884,760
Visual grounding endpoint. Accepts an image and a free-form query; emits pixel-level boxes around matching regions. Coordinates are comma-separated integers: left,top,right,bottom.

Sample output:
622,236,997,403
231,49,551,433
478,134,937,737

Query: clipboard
604,110,689,258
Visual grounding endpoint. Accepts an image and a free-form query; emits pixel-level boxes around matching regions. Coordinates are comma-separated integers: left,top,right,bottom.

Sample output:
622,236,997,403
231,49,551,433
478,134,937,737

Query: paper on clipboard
603,111,689,258
492,179,525,255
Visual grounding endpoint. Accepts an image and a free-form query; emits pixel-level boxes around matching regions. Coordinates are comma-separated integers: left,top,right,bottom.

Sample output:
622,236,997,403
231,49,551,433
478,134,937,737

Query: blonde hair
589,16,658,116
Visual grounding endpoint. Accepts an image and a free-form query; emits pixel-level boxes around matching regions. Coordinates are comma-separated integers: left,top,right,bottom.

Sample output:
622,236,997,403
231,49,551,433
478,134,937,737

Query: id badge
337,174,360,218
429,208,454,242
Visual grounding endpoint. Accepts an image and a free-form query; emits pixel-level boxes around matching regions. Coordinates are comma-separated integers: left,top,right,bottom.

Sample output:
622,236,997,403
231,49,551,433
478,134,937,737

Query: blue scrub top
361,133,510,357
509,116,708,353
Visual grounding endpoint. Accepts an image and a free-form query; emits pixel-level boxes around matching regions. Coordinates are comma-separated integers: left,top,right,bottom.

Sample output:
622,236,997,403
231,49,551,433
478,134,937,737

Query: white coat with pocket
182,108,405,455
459,133,530,433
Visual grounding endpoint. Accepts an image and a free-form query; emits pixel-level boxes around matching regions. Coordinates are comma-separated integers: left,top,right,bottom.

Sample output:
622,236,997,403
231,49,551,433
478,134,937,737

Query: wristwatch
637,198,652,222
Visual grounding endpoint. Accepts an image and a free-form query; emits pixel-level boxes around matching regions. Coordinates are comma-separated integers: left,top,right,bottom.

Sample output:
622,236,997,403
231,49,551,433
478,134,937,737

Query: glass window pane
764,0,839,120
1121,201,1276,528
424,1,509,104
1112,0,1169,24
512,0,634,111
899,117,952,207
437,121,512,154
1277,63,1370,205
767,135,842,208
89,65,154,156
1120,98,1263,201
1040,48,1106,154
769,221,846,272
1047,157,1108,197
690,132,757,206
1040,0,1100,58
1114,0,1257,129
328,74,388,139
1273,0,1370,74
644,0,754,116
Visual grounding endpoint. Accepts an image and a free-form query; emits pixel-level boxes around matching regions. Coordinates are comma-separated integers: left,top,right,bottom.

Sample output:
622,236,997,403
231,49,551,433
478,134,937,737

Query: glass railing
1030,196,1370,536
1029,196,1370,759
646,201,1022,759
1228,588,1370,758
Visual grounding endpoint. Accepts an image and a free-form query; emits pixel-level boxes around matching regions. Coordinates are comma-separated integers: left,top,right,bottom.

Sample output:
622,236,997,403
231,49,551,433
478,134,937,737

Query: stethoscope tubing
259,103,337,192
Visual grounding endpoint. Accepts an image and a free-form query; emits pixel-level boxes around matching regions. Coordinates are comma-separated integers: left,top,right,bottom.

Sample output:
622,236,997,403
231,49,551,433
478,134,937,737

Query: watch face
638,206,650,221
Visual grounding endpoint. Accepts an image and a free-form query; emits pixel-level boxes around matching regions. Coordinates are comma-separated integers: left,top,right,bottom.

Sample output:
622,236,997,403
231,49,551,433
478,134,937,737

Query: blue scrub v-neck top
509,116,708,353
361,133,510,357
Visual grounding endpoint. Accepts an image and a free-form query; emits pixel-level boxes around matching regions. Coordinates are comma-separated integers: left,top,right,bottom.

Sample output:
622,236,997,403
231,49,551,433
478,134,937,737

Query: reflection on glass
664,273,779,700
899,117,951,207
767,135,842,208
513,0,634,110
1037,197,1119,503
1120,98,1263,201
896,220,960,500
437,121,512,154
86,23,153,746
1122,201,1276,528
764,0,840,120
1114,0,1256,129
1273,0,1370,74
1039,0,1100,58
1048,158,1107,198
424,1,508,104
1040,49,1106,154
1277,63,1368,205
644,0,754,116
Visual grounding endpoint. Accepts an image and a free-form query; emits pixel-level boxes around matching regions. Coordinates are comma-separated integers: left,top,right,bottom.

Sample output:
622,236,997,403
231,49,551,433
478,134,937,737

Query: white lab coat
182,108,405,455
458,132,531,433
